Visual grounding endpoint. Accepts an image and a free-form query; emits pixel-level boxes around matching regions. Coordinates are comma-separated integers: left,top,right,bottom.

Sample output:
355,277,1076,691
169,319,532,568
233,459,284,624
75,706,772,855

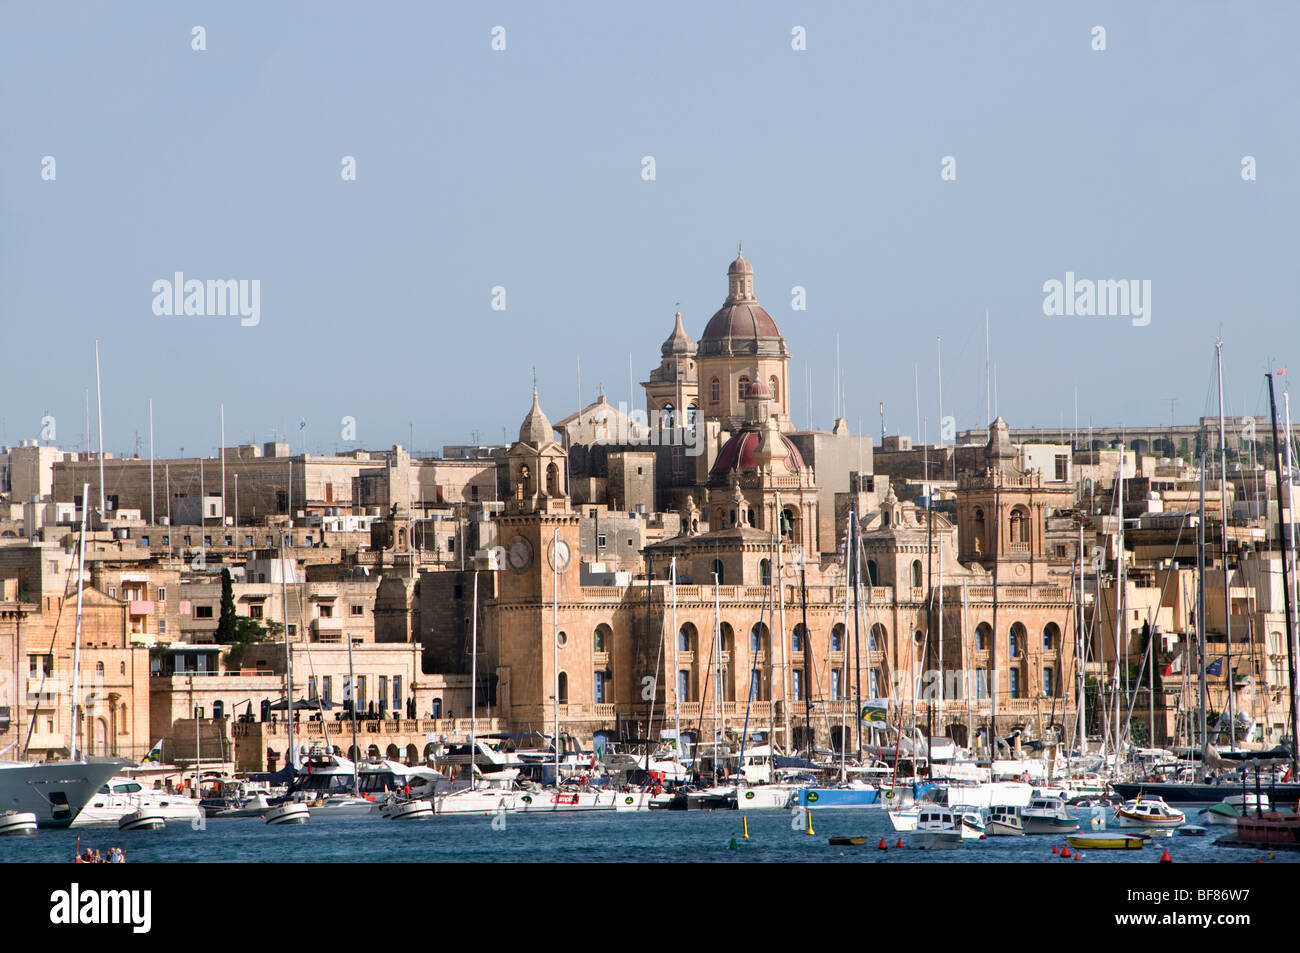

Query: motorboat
987,805,1024,836
1114,796,1186,828
0,758,125,828
72,776,203,829
887,808,920,832
911,806,962,849
379,795,433,820
286,751,445,803
1021,796,1080,834
0,811,38,835
264,802,310,825
736,783,798,810
1067,831,1148,850
951,805,986,839
118,808,166,831
435,771,519,815
1199,793,1270,826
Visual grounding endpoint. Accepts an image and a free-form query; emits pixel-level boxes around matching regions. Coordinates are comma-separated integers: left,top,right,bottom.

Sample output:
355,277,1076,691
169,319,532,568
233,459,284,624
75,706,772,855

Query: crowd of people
75,847,126,863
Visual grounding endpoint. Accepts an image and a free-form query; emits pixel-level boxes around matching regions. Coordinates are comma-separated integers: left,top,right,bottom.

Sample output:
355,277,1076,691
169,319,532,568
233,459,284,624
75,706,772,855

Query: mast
94,342,105,519
469,565,478,787
712,570,722,780
149,399,155,527
220,404,226,541
1197,454,1209,779
671,557,681,767
776,492,791,749
841,522,851,779
1266,374,1300,773
937,532,944,742
798,552,812,756
1077,522,1087,754
1216,342,1235,748
346,589,359,795
850,507,863,761
989,471,1000,762
1287,393,1300,756
553,527,560,786
1113,452,1125,762
280,530,295,777
961,577,973,752
70,482,89,760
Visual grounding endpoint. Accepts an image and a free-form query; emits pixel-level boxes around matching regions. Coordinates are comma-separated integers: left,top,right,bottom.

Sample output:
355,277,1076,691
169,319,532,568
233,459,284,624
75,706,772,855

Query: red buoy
1060,846,1072,859
877,838,888,850
895,838,905,848
1051,844,1059,855
1160,848,1171,863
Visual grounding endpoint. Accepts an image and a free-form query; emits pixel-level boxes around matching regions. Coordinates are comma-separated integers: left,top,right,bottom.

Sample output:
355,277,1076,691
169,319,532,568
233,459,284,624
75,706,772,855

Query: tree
215,568,238,642
225,618,281,670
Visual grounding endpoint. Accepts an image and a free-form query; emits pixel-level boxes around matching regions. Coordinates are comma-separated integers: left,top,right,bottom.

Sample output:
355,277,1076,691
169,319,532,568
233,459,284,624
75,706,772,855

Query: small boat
911,806,962,850
1176,825,1208,837
1199,793,1270,826
953,805,987,839
828,835,866,846
264,802,310,825
1114,796,1185,828
380,797,433,820
1022,796,1079,834
0,811,38,835
987,806,1024,836
1067,831,1148,850
118,809,166,831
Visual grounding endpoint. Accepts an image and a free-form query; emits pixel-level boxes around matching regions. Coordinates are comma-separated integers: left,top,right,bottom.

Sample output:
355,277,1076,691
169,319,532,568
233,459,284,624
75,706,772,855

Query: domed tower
697,251,792,432
502,388,569,515
705,380,819,552
643,311,699,434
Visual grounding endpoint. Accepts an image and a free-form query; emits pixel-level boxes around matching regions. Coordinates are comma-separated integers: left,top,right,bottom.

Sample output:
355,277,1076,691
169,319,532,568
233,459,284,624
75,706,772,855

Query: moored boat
987,806,1024,836
264,802,310,825
118,809,166,831
911,806,962,850
1114,796,1185,828
1021,796,1079,834
0,811,39,835
1067,831,1147,850
1199,793,1270,826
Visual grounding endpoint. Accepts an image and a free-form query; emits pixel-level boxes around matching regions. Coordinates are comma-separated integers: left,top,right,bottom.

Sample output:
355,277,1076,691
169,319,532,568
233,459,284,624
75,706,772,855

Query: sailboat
2,481,126,827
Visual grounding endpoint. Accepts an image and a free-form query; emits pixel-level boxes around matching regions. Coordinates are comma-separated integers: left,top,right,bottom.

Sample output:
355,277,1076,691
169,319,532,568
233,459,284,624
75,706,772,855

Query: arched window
973,507,985,553
557,672,568,704
738,376,750,401
831,623,844,652
768,377,779,403
678,623,695,654
712,559,724,584
1009,506,1030,543
975,622,991,651
430,697,442,718
750,623,766,653
719,622,734,653
96,662,104,676
759,558,771,585
546,462,560,496
661,403,676,429
792,624,807,653
869,623,886,652
686,403,698,427
212,700,224,720
1042,622,1060,651
710,378,720,403
911,560,923,588
1009,622,1027,658
594,624,611,653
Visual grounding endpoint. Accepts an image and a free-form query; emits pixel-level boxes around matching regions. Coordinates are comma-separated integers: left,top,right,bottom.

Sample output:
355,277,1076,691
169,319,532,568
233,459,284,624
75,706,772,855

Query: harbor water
3,807,1293,863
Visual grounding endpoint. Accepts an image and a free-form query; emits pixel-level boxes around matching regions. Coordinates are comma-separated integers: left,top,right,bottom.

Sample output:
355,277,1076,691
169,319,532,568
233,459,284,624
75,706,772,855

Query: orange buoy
877,838,888,850
1051,844,1059,855
1160,848,1171,863
895,838,905,848
1060,846,1072,859
1074,851,1081,861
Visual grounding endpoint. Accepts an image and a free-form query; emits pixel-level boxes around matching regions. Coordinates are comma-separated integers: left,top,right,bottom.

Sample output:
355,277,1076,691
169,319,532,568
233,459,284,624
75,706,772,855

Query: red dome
699,302,782,342
709,430,805,479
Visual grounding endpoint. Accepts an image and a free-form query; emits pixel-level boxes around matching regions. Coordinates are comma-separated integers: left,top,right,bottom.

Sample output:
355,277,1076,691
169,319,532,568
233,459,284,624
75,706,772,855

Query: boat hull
1067,832,1146,850
264,803,310,825
0,760,125,828
1022,816,1080,835
737,786,797,810
1113,781,1300,804
118,810,167,831
912,831,961,849
799,787,880,810
0,812,39,835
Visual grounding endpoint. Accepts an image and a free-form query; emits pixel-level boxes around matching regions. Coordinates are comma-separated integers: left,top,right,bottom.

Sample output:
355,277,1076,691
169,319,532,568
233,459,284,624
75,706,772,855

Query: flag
860,699,889,726
1280,368,1288,377
1206,656,1224,677
1163,644,1185,677
142,739,163,763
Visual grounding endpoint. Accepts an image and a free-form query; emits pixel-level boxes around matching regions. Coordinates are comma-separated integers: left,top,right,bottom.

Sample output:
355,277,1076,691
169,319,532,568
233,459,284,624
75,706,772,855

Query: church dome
518,388,554,446
709,428,805,479
699,252,786,357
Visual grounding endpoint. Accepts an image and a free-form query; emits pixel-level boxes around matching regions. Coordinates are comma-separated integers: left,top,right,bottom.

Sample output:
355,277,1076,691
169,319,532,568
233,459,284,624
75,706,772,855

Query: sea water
1,807,1290,863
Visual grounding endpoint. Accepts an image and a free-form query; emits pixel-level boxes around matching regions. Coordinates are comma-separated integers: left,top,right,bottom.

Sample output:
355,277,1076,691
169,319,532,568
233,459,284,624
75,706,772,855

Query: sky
2,1,1298,459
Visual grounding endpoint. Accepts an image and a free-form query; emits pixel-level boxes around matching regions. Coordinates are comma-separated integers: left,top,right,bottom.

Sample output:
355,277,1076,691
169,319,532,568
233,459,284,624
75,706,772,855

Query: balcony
311,617,344,642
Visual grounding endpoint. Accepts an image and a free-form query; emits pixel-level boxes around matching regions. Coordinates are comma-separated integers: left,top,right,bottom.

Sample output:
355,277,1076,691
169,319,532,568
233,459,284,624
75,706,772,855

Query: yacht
911,806,962,849
1200,793,1270,826
0,758,126,828
435,774,519,815
1020,795,1080,834
71,775,202,829
987,805,1024,836
1114,796,1186,828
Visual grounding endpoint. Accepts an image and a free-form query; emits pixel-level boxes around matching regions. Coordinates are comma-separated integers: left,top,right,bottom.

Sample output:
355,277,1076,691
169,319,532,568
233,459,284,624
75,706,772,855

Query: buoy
980,834,987,840
1060,846,1072,859
1051,844,1059,855
1255,857,1263,863
1073,851,1081,861
877,837,888,850
1160,848,1171,863
895,838,905,848
1269,852,1276,860
729,837,737,851
743,817,749,840
805,811,815,836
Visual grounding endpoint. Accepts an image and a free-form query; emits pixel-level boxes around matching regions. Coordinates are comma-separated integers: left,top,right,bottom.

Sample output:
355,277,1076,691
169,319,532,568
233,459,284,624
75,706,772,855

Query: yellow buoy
743,816,750,839
805,810,815,836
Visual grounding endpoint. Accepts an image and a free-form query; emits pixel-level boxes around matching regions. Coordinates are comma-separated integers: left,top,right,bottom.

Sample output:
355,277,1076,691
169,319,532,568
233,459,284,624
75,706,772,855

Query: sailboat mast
94,342,105,519
776,492,790,749
71,483,89,760
938,532,944,742
469,566,478,788
280,531,295,776
712,572,721,780
1286,393,1300,753
1077,523,1086,754
1197,454,1209,779
1216,342,1235,748
1113,454,1125,762
850,507,862,761
347,595,359,795
671,557,681,767
1266,374,1300,773
553,528,560,785
798,554,812,756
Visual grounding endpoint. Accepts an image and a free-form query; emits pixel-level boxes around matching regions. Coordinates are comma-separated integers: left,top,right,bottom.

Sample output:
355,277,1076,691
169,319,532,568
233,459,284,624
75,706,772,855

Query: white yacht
911,806,963,849
1021,795,1080,834
71,775,203,829
0,758,126,828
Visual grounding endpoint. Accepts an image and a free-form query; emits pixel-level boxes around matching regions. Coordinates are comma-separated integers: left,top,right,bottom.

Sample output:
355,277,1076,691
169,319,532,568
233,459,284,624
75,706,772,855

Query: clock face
507,536,533,572
547,536,572,573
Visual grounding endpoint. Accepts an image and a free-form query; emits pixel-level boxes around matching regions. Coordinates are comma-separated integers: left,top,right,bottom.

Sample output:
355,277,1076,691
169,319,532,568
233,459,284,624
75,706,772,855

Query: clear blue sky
2,1,1297,458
